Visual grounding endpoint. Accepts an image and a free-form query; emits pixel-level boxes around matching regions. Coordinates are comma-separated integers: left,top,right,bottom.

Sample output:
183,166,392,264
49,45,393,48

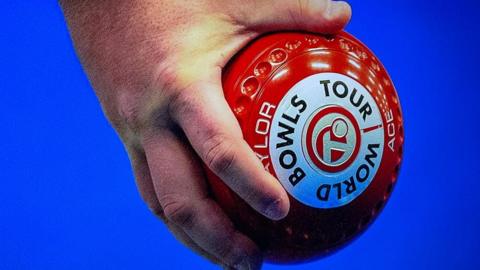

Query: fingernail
328,1,346,16
264,197,288,220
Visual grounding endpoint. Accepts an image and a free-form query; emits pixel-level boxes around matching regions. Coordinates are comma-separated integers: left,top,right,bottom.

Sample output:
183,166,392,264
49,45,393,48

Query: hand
60,0,351,268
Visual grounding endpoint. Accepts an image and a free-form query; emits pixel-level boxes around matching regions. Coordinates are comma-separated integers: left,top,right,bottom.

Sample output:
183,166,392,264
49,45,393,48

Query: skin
59,0,351,269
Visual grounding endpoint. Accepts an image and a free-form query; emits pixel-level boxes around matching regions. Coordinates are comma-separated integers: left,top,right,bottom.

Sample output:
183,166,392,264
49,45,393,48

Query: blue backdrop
1,1,479,269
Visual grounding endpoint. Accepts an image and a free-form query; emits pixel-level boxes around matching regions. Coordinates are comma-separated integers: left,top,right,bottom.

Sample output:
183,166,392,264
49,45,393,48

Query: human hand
59,0,351,268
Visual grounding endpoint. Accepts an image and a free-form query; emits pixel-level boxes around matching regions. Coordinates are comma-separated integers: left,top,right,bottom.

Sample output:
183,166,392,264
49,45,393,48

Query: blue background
1,1,479,269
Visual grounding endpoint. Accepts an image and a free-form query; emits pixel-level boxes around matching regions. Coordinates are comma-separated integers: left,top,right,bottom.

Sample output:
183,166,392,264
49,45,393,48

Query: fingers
126,146,221,265
169,77,290,221
167,221,223,266
127,146,164,218
142,130,263,269
234,0,351,34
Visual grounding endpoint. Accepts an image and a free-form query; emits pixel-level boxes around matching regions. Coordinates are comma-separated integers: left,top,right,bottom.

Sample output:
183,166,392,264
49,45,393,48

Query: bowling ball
206,31,404,263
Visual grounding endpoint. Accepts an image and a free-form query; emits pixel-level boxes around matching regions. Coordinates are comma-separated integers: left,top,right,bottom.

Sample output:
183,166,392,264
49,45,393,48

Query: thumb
235,0,351,34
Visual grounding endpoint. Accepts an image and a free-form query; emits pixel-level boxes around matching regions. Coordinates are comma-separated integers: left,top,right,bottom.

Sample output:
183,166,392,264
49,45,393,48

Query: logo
267,73,385,208
303,105,361,173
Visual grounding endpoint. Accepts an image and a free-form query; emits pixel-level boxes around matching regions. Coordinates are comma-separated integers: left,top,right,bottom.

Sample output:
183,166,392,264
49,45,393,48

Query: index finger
169,78,290,221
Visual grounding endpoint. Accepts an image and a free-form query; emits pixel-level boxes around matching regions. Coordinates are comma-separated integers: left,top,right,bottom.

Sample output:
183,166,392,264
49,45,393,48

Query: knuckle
107,90,144,132
151,61,178,95
204,135,237,176
167,89,197,120
161,195,196,229
118,103,142,131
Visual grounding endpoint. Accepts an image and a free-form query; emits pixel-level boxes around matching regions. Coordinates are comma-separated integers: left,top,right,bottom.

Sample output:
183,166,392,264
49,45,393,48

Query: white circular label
269,73,384,208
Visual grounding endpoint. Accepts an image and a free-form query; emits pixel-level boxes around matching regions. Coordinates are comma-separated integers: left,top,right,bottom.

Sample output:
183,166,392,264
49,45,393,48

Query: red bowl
207,31,404,263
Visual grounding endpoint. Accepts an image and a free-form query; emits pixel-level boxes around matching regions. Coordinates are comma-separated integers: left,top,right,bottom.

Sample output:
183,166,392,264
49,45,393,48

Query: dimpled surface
206,31,404,263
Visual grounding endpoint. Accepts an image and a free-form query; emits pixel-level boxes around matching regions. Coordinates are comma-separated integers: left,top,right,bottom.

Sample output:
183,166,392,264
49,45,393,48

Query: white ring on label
269,73,385,208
